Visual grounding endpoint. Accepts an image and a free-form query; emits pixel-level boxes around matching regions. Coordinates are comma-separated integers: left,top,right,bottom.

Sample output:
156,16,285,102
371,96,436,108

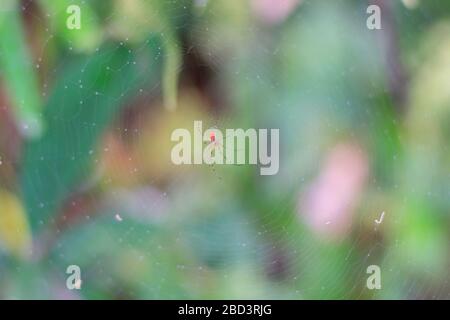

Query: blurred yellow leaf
0,190,32,258
133,89,208,179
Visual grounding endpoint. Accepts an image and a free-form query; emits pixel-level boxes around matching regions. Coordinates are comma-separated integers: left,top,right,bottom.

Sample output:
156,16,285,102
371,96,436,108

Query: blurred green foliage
0,0,449,299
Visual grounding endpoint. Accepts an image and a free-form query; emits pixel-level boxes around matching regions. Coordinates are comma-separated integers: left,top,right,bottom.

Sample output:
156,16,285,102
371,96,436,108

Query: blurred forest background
0,0,449,299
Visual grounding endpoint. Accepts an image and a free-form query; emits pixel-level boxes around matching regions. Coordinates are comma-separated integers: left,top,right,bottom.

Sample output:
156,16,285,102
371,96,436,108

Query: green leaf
0,0,44,138
104,0,186,111
49,214,189,299
20,40,162,231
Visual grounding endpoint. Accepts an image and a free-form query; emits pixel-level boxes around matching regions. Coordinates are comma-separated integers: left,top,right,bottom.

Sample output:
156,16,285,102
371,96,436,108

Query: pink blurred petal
251,0,301,25
299,143,369,240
